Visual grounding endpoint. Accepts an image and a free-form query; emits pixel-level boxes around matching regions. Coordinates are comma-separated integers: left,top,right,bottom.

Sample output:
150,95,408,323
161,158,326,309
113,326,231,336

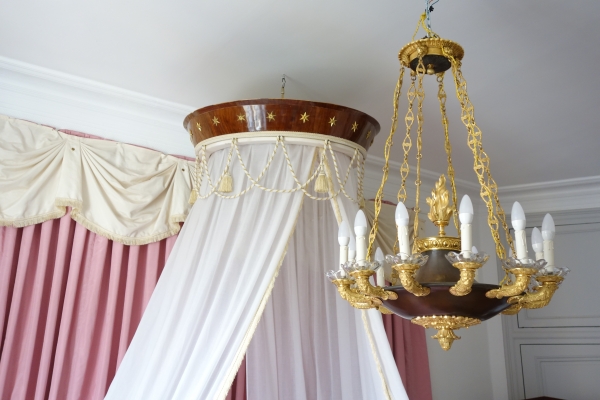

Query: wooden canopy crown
184,99,381,150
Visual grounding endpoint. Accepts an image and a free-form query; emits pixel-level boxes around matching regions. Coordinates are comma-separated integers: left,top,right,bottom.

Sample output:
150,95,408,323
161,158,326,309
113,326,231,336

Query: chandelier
326,8,570,350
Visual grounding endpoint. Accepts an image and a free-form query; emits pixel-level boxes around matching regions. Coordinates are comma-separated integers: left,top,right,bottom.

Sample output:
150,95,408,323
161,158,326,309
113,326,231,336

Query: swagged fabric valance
0,115,194,245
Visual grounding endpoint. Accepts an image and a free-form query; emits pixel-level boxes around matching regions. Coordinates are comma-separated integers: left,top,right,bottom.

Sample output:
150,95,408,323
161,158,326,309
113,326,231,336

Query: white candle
395,202,411,258
338,221,350,277
542,214,556,272
354,210,368,266
459,195,474,258
348,234,356,261
511,202,528,261
531,227,544,261
375,247,385,286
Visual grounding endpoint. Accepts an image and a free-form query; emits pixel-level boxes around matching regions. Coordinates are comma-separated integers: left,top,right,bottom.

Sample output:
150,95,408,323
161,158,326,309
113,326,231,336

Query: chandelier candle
531,227,544,261
375,247,385,286
395,202,411,258
338,221,351,277
542,214,556,272
511,202,528,261
348,234,356,261
459,195,474,258
354,210,368,266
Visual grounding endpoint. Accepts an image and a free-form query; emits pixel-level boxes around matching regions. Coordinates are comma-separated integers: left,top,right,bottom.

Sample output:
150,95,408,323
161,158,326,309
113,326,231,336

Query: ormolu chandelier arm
444,51,514,261
449,261,484,297
351,271,399,301
412,56,426,250
505,275,563,311
367,67,405,259
437,73,460,233
393,263,430,296
485,267,537,299
332,279,383,309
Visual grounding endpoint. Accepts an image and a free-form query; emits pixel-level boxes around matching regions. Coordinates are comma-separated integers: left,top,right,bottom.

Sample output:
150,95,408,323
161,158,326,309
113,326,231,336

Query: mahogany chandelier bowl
383,284,511,321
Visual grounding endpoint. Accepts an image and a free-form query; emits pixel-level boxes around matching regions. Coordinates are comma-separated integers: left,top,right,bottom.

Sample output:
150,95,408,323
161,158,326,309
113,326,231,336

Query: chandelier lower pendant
326,14,570,351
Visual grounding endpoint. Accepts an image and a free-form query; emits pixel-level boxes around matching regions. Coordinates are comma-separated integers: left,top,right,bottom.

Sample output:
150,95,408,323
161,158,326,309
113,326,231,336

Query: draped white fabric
0,115,193,244
247,149,408,400
106,138,408,400
105,143,316,399
335,156,409,400
247,197,408,400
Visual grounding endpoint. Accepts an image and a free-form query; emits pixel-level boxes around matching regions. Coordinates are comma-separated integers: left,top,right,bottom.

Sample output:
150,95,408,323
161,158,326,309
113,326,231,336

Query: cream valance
0,115,194,245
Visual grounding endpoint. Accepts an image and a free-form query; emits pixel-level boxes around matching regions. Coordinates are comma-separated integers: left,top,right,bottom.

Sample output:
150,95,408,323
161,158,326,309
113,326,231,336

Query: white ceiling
1,0,599,186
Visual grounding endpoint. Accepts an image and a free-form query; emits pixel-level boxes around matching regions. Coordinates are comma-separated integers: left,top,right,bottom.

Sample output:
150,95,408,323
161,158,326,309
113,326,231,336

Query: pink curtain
0,211,175,399
383,314,433,400
0,210,424,400
0,210,246,400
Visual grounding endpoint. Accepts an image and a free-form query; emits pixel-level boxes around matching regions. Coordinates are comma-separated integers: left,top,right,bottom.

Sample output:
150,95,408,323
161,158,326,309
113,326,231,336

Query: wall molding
2,55,599,211
363,155,481,202
364,155,600,213
0,55,196,158
498,175,600,213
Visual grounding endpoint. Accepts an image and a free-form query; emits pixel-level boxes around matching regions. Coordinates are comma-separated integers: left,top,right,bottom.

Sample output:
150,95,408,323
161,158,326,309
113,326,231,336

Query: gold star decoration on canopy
351,121,359,132
237,114,246,122
267,111,276,121
196,122,202,132
212,116,220,126
329,117,337,127
300,112,310,123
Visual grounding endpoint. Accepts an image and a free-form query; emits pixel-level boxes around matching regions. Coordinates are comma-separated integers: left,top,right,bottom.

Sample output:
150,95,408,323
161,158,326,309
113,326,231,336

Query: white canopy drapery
105,134,408,400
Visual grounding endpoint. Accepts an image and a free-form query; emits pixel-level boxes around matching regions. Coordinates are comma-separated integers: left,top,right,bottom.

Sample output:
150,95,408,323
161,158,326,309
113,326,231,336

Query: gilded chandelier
326,7,569,350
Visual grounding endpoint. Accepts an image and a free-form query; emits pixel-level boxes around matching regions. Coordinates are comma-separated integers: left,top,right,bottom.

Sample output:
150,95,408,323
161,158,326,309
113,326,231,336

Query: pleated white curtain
247,150,408,400
335,153,409,400
105,137,408,400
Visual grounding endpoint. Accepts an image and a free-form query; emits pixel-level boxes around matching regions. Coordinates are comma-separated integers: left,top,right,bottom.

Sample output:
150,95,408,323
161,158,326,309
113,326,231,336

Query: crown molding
0,55,196,157
2,55,599,213
364,156,600,213
363,155,481,202
497,175,600,213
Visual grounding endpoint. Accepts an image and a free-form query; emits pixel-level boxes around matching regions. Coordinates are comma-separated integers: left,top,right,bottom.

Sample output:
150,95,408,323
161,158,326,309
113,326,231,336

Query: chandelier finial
426,174,453,236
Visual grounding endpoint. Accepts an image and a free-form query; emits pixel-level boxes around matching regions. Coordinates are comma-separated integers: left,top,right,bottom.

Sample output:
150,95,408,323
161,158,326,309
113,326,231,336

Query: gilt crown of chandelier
326,3,570,351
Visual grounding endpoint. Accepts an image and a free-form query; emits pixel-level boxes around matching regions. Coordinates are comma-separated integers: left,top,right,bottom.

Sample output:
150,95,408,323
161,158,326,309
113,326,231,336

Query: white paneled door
502,209,600,400
521,344,600,399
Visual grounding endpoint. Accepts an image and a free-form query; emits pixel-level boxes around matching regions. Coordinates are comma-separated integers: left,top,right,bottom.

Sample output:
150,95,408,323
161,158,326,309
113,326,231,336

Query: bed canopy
104,99,409,399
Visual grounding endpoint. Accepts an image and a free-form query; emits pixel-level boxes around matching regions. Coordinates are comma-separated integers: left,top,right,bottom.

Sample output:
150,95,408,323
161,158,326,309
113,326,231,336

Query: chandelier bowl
381,283,513,321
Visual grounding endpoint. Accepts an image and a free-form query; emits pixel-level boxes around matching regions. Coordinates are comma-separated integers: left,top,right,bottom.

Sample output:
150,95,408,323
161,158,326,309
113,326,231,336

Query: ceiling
1,0,599,186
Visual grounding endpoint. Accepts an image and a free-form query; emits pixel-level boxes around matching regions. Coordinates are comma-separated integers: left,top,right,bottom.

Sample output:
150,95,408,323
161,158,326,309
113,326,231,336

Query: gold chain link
437,73,460,232
445,52,515,264
367,67,405,259
397,74,417,203
412,56,426,248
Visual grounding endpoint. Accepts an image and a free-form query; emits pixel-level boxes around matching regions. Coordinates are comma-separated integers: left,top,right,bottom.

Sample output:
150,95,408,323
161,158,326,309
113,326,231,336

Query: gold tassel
315,170,329,193
188,188,198,205
219,171,233,193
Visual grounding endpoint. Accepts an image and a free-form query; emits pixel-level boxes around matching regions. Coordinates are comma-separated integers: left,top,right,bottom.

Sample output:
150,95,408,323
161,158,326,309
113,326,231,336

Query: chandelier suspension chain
445,53,515,264
366,67,405,259
397,72,416,203
412,56,426,249
437,73,460,232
